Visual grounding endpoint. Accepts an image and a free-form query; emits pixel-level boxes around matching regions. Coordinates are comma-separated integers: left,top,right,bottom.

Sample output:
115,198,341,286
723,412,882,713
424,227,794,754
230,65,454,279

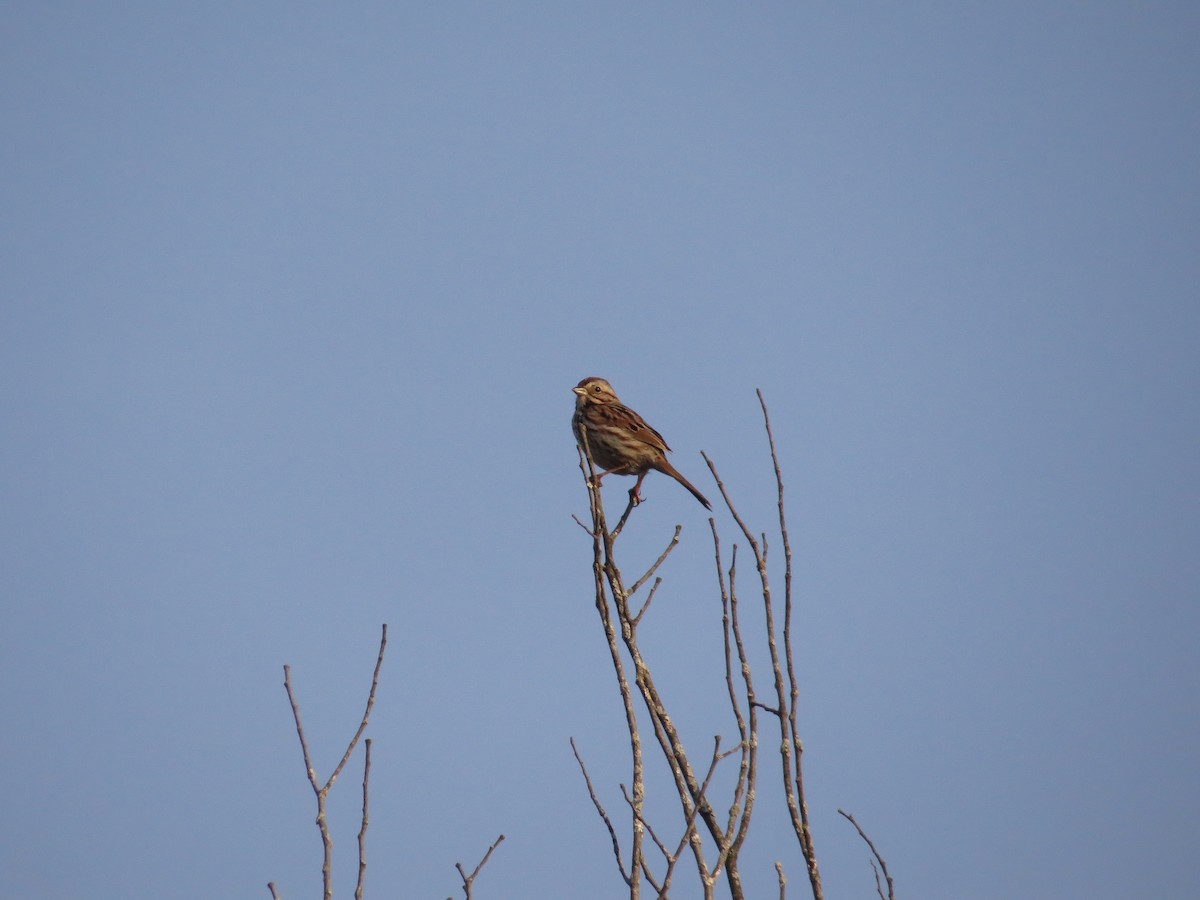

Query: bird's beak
572,387,586,397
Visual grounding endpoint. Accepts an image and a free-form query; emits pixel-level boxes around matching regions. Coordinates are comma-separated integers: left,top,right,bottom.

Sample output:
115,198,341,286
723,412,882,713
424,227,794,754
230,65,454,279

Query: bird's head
573,377,619,406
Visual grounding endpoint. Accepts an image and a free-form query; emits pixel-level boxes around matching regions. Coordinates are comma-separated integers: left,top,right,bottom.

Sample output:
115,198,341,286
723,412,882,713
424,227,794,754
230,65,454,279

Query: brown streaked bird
572,376,711,510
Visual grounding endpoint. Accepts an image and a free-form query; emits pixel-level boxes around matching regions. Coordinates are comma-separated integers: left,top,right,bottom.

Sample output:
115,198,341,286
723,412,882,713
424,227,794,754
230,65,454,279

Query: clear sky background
2,3,1197,898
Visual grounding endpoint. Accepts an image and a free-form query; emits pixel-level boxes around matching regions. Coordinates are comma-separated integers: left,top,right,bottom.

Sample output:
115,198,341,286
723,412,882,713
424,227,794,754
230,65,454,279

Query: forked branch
454,834,506,900
277,625,388,900
838,809,895,900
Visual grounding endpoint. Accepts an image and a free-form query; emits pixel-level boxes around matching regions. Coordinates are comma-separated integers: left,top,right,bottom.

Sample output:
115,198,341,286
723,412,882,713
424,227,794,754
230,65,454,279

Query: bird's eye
593,385,601,392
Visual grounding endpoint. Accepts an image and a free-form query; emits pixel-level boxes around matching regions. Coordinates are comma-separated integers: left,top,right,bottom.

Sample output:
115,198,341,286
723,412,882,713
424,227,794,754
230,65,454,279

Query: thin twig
455,834,506,899
283,666,320,794
576,440,615,541
629,526,682,597
614,787,667,895
704,434,823,900
710,513,757,876
758,389,820,900
267,883,281,899
620,782,670,862
281,625,389,900
578,451,647,893
571,737,630,884
327,625,388,791
282,664,332,898
355,738,372,900
838,809,895,900
632,577,663,624
664,737,734,893
611,491,638,537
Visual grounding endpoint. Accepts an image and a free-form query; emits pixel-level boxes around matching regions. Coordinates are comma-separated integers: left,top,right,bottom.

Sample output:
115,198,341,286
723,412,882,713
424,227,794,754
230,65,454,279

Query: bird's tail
657,459,712,510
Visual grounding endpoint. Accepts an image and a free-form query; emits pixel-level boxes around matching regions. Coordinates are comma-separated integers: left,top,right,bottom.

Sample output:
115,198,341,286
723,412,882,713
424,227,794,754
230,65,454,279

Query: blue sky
2,3,1197,897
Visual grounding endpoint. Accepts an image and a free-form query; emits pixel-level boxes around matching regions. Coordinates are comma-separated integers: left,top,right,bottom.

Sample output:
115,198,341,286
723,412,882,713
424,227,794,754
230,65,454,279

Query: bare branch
578,446,745,895
570,737,631,885
705,403,824,900
709,515,758,872
327,625,388,792
632,577,662,625
838,809,895,900
629,526,682,598
611,491,638,538
283,666,320,795
615,784,668,897
280,625,389,900
667,736,731,890
267,883,281,899
579,463,647,893
282,664,332,898
454,834,505,899
355,738,372,900
758,390,820,900
620,783,670,862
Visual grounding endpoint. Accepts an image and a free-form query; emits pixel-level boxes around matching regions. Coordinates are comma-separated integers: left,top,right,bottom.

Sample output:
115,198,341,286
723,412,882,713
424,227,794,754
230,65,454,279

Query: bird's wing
611,403,671,453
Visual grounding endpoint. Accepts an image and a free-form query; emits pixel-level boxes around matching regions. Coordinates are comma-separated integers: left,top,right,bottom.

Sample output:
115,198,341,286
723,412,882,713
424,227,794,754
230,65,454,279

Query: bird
571,376,711,510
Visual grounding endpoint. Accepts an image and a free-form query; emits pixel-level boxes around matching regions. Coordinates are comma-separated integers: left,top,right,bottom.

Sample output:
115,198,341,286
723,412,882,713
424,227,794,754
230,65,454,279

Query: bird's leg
588,468,618,488
592,464,636,488
628,471,649,506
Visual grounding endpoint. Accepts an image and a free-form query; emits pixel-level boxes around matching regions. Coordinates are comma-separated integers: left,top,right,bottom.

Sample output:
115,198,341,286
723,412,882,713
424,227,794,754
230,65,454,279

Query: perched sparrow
572,376,711,510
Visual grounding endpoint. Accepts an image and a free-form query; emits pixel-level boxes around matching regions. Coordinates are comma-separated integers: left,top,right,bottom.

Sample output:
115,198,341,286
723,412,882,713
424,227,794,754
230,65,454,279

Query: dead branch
571,737,631,885
355,738,371,900
280,624,388,900
711,529,757,873
629,527,683,598
454,834,506,900
703,392,824,899
758,390,821,900
838,809,895,900
577,456,739,897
